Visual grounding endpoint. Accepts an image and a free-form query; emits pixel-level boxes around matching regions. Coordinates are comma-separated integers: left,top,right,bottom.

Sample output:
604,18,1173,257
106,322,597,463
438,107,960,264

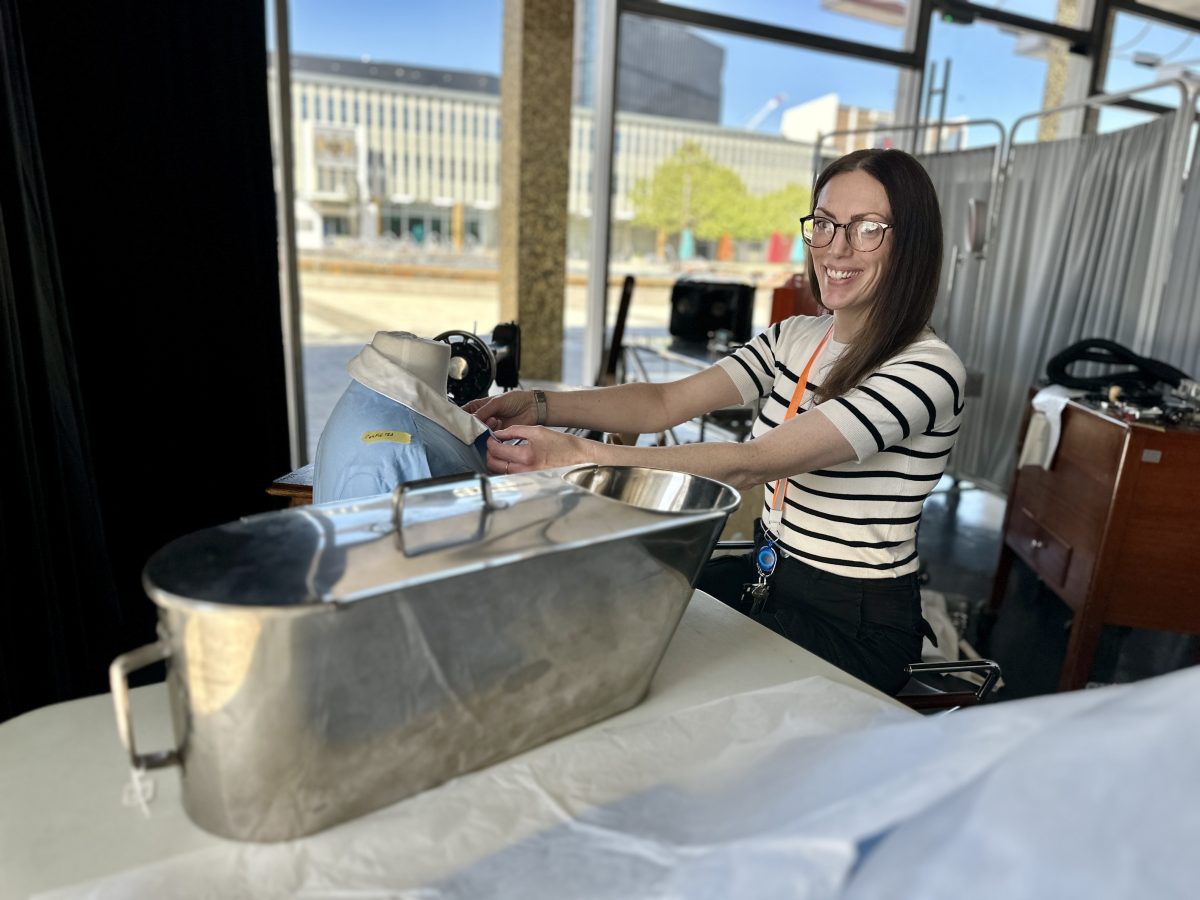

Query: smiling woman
804,149,943,402
465,149,965,697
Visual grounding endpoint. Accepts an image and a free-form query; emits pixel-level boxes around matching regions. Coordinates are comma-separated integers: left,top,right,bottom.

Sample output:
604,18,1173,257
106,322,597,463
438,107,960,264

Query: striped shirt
714,315,966,578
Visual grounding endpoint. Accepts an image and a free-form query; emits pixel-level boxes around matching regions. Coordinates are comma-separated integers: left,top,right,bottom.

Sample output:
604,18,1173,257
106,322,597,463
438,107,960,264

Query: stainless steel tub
110,465,738,841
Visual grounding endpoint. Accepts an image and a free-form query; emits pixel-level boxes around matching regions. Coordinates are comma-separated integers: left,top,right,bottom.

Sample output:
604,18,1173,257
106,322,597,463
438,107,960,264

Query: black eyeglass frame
798,215,894,252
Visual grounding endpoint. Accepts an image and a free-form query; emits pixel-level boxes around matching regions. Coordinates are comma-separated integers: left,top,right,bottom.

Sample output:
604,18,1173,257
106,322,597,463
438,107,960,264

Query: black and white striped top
714,315,966,578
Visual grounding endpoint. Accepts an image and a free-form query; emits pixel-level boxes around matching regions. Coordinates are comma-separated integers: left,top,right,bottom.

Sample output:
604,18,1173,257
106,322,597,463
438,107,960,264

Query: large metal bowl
562,465,739,516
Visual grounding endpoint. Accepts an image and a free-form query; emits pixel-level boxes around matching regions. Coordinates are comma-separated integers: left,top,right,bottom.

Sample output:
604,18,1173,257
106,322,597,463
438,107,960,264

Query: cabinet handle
1029,538,1045,550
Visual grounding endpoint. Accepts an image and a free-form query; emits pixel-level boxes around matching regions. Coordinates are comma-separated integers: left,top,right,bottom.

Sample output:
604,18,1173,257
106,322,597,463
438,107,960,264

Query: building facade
273,53,817,257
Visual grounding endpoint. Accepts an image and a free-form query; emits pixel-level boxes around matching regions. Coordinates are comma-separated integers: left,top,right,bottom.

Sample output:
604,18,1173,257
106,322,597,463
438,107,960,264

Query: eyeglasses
799,215,893,252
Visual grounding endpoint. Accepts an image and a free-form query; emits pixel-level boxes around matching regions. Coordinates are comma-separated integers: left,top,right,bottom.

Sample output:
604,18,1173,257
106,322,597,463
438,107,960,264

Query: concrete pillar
499,0,575,380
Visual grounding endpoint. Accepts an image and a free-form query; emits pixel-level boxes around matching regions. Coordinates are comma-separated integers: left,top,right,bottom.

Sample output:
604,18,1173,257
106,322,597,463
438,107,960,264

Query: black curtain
2,0,291,721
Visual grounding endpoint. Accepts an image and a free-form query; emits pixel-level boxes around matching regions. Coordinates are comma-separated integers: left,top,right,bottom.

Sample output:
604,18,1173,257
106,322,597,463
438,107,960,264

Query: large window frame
269,0,1200,463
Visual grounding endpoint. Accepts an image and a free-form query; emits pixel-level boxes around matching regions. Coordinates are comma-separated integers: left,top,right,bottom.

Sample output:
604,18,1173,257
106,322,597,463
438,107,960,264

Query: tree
750,183,812,241
630,143,813,244
629,141,748,241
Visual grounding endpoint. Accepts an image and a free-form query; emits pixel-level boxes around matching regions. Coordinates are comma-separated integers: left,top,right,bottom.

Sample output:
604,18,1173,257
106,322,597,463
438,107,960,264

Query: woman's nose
828,227,854,255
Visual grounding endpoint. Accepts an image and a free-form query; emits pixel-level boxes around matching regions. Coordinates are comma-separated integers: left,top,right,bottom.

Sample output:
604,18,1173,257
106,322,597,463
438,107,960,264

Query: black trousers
697,543,935,696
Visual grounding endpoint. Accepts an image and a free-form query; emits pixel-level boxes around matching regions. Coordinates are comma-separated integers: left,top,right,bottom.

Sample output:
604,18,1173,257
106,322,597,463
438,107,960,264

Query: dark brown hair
806,148,942,403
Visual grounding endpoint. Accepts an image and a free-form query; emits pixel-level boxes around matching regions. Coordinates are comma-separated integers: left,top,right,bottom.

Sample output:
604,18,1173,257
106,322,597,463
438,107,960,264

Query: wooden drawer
1008,506,1072,590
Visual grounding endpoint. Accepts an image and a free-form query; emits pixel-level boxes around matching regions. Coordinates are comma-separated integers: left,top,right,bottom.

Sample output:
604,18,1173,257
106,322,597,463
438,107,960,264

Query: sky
281,0,1196,142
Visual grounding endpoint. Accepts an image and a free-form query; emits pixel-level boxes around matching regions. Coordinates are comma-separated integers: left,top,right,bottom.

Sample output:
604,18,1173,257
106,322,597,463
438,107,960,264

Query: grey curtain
952,115,1174,490
917,145,999,355
1148,129,1200,380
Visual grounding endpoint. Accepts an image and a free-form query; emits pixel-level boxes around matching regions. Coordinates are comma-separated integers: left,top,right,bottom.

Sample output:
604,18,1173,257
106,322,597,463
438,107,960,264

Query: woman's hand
463,391,537,431
486,426,598,475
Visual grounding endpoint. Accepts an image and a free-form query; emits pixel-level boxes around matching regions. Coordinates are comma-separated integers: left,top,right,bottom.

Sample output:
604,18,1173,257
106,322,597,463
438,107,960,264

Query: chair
896,659,1001,713
708,541,1002,713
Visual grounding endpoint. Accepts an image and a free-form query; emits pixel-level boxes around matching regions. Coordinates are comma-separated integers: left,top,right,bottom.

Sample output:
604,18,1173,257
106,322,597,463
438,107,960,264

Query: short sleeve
814,340,966,463
714,328,777,403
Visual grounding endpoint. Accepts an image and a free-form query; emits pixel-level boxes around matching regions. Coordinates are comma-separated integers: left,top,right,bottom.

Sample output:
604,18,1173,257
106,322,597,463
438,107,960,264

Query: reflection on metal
113,466,738,842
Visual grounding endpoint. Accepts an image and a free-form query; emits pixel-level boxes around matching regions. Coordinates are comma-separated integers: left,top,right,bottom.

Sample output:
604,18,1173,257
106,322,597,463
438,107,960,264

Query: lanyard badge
742,532,778,618
755,534,778,580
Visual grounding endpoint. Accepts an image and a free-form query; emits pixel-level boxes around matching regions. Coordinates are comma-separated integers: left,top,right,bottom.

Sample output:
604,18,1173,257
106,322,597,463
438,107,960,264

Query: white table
0,592,904,899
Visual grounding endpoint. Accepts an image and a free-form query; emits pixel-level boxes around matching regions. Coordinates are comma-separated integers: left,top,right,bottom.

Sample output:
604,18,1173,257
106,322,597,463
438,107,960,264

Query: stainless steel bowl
110,466,740,842
563,465,739,515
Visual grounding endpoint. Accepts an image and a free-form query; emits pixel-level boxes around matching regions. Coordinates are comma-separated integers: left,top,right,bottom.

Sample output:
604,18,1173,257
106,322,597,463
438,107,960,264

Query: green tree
631,143,812,243
629,141,749,241
749,183,812,241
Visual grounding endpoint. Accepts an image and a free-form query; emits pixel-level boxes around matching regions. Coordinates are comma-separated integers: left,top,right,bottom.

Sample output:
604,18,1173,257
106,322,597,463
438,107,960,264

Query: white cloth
1016,385,1086,469
919,589,960,662
37,668,1200,899
349,341,487,446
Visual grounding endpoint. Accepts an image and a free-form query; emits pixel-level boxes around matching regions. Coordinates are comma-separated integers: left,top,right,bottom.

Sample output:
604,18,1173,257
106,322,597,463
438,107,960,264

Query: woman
465,148,964,695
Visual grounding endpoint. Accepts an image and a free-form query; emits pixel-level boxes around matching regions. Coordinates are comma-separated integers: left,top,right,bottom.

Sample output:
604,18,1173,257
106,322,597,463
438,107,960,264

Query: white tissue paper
39,668,1200,900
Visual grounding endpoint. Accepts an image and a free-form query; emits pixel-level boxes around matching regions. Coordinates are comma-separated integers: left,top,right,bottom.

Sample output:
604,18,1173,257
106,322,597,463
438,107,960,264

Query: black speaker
668,278,755,344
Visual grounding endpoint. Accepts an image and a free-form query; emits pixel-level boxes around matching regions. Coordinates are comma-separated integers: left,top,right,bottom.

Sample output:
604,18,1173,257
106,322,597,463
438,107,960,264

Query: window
271,1,505,457
573,13,903,381
662,0,906,51
1104,11,1200,108
926,15,1072,143
968,0,1083,27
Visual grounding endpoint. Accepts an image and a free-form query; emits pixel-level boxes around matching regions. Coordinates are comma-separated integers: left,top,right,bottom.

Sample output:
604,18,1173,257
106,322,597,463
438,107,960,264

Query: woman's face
811,169,893,329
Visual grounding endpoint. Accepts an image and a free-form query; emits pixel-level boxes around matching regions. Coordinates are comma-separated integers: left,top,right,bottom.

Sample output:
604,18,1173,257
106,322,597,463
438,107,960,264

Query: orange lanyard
766,320,836,533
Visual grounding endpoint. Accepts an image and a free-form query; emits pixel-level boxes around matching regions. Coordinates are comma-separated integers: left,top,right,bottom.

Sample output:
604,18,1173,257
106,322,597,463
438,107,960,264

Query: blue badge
756,542,778,578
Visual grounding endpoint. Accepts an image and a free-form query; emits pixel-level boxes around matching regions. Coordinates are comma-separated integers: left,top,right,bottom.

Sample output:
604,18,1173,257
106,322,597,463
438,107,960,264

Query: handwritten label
361,430,413,445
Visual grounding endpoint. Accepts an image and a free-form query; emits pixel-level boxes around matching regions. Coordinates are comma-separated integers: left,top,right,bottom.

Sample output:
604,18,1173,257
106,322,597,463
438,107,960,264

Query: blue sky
283,0,1194,141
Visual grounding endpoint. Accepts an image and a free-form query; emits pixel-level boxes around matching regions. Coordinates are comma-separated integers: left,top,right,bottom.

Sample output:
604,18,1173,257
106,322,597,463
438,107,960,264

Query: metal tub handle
109,641,180,770
392,471,504,556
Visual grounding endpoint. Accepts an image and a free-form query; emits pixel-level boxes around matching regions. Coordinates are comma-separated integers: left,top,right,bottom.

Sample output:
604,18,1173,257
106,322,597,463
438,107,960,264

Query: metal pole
582,0,619,386
271,0,308,468
923,61,938,154
937,58,951,153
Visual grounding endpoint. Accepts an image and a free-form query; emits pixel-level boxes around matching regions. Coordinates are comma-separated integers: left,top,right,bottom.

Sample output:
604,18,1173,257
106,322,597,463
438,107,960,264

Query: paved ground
299,270,776,457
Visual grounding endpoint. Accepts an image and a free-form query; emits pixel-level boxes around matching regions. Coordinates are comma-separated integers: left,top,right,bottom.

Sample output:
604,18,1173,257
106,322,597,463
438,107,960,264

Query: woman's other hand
486,426,597,475
463,391,536,431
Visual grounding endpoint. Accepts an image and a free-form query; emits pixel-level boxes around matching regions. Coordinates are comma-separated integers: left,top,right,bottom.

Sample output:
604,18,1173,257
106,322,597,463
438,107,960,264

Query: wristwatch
532,389,548,426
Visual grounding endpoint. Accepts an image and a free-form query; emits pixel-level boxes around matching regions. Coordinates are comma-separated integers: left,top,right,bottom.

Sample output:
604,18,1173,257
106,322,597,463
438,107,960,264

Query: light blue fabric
313,381,489,504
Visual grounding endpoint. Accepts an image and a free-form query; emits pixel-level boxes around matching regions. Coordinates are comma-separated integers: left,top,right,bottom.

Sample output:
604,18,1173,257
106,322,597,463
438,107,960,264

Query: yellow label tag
361,430,413,444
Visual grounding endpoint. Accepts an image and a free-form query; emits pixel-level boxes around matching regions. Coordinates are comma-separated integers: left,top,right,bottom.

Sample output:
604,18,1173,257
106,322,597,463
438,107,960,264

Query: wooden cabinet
989,400,1200,691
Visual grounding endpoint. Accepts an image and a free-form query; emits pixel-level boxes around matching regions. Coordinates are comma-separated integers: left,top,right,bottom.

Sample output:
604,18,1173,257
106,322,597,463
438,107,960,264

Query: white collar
347,343,488,445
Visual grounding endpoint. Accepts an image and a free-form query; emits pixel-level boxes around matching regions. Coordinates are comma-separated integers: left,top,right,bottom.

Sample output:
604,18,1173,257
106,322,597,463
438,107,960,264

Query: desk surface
0,592,903,899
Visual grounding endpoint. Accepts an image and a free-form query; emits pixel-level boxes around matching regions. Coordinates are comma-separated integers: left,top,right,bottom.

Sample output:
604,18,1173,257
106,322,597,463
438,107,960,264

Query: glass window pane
926,16,1073,143
1104,11,1200,108
269,1,504,456
568,14,903,386
964,0,1084,28
666,0,907,50
1096,106,1159,135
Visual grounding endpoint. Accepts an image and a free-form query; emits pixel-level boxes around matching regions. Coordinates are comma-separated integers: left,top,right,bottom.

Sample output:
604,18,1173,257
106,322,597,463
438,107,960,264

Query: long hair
805,149,942,403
